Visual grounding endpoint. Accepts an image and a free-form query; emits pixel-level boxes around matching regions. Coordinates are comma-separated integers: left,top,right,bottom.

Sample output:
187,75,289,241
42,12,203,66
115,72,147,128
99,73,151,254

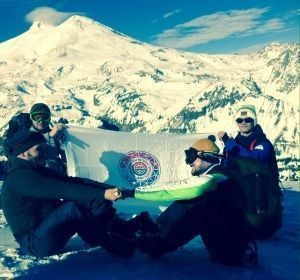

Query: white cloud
25,6,81,26
241,18,285,37
152,7,287,49
163,9,181,19
151,8,181,24
282,8,300,20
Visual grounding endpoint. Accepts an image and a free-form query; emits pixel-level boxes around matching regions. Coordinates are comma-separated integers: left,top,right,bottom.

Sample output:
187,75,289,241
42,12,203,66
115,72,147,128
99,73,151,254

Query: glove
221,133,229,143
57,118,69,125
119,188,135,199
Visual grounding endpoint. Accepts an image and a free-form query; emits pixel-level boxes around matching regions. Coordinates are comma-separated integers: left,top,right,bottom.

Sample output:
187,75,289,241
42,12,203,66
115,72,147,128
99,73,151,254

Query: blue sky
0,0,299,54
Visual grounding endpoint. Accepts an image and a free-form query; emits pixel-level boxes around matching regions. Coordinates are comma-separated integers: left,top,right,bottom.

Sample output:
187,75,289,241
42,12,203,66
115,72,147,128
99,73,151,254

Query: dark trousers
17,201,116,257
146,189,250,266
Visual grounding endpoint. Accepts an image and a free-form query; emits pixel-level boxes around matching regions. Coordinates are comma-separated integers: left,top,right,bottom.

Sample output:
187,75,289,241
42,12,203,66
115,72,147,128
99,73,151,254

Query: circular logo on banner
119,151,161,187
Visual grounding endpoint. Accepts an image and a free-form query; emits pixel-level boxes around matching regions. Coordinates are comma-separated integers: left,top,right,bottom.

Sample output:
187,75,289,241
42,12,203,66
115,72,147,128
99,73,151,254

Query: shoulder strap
249,139,257,151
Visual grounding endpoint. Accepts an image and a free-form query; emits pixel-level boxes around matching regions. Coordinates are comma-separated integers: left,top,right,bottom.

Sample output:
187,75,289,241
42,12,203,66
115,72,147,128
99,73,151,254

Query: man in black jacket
138,138,251,266
29,103,68,174
1,130,139,258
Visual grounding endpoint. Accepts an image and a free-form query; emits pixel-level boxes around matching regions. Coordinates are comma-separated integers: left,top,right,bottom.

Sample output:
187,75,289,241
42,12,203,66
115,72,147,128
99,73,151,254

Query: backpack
3,113,33,157
224,156,283,240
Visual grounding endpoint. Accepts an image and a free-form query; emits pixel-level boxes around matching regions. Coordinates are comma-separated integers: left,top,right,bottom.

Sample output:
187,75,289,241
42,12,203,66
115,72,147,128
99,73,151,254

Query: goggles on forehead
30,114,51,122
236,117,254,124
184,147,223,165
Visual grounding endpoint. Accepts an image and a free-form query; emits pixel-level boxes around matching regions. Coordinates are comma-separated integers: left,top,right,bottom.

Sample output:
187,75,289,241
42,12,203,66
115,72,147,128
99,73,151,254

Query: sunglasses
31,114,51,122
236,117,254,124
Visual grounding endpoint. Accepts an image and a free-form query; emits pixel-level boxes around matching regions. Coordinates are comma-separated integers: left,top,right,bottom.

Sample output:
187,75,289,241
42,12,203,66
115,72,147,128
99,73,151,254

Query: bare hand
49,123,67,138
104,188,122,201
217,131,226,140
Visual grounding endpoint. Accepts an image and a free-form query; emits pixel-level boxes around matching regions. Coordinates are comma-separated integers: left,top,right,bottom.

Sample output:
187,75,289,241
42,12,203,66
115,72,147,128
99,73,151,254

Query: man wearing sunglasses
136,137,251,266
30,103,68,174
217,104,279,181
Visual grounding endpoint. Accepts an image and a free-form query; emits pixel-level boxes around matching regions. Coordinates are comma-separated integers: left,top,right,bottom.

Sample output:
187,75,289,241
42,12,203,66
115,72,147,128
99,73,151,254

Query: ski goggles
185,147,223,164
184,147,200,165
236,117,254,124
30,114,51,122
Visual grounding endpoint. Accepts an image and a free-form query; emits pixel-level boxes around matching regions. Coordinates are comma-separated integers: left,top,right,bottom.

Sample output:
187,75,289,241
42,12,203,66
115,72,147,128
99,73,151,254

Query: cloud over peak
25,7,81,26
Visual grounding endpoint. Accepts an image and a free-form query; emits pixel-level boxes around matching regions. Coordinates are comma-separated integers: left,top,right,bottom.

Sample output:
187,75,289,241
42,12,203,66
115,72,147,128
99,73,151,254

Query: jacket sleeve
9,169,107,204
224,138,272,162
134,175,219,201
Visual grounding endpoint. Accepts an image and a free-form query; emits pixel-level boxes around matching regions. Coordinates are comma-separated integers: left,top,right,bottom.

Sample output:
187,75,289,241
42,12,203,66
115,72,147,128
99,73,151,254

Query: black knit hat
7,130,46,156
30,103,51,116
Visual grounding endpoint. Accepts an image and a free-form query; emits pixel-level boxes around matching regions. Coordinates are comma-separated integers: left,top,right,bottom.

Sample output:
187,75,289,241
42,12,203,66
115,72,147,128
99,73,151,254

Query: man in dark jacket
138,138,251,266
217,104,279,180
29,103,68,174
1,130,139,258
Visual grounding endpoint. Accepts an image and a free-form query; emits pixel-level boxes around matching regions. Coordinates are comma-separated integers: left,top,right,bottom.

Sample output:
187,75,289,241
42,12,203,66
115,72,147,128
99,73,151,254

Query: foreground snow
0,182,299,280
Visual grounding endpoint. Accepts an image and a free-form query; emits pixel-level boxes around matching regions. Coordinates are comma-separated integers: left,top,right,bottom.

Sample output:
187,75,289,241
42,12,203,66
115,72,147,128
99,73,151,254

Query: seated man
134,137,251,266
1,130,145,258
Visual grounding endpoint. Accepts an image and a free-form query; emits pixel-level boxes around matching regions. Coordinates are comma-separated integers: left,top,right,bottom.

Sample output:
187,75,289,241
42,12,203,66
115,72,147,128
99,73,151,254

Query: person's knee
59,202,84,221
137,232,172,258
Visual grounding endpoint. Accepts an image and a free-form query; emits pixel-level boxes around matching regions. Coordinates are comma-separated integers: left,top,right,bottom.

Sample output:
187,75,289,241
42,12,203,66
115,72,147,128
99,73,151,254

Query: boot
101,232,137,258
136,230,163,258
108,212,158,238
138,212,158,233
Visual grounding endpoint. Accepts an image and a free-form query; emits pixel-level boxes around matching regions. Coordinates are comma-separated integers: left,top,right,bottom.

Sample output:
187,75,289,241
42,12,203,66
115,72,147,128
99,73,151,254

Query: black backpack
224,156,283,240
3,113,32,157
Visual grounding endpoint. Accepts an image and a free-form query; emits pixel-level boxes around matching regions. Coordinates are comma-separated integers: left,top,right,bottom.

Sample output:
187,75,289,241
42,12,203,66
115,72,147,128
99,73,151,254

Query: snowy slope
0,15,299,179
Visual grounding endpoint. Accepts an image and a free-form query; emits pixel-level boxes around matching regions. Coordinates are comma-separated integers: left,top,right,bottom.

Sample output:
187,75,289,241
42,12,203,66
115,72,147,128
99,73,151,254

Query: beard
191,166,202,176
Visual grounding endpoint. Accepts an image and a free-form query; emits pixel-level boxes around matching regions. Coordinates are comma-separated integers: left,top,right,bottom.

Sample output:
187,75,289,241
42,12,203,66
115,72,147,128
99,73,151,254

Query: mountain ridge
0,15,298,179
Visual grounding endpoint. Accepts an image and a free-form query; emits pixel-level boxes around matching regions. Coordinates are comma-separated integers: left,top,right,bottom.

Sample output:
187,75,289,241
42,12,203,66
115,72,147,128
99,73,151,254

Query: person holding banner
1,130,147,258
29,103,68,175
217,104,279,180
130,137,251,266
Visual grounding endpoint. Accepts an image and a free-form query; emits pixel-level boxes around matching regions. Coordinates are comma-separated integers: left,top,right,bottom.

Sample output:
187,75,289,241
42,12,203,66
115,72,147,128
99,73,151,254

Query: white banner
64,126,211,189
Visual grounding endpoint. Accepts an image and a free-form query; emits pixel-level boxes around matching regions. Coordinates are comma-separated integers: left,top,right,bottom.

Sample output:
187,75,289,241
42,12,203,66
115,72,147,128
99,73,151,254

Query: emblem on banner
119,151,161,187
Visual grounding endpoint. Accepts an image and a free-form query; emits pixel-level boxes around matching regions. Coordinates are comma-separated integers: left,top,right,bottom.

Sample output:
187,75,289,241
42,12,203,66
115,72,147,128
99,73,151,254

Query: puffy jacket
223,125,279,180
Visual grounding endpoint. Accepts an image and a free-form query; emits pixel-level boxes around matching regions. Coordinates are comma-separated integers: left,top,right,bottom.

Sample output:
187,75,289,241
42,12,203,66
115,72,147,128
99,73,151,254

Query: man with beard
134,137,251,266
1,130,148,258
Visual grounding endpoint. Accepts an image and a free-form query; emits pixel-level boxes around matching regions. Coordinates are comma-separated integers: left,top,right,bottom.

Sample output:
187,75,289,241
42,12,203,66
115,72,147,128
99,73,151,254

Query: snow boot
136,231,163,258
101,232,137,258
107,212,158,238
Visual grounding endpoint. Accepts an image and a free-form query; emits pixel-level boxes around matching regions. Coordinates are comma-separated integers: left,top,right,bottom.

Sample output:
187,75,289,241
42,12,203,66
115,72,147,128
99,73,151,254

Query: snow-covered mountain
0,15,298,179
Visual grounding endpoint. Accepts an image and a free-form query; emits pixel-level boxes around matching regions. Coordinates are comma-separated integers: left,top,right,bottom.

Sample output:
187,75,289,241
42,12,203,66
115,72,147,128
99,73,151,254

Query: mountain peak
63,15,99,28
258,42,298,60
60,15,118,34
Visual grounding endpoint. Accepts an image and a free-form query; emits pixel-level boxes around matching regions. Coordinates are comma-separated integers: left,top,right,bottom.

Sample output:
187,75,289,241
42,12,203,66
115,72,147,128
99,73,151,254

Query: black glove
221,133,229,143
119,188,135,199
58,118,69,125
